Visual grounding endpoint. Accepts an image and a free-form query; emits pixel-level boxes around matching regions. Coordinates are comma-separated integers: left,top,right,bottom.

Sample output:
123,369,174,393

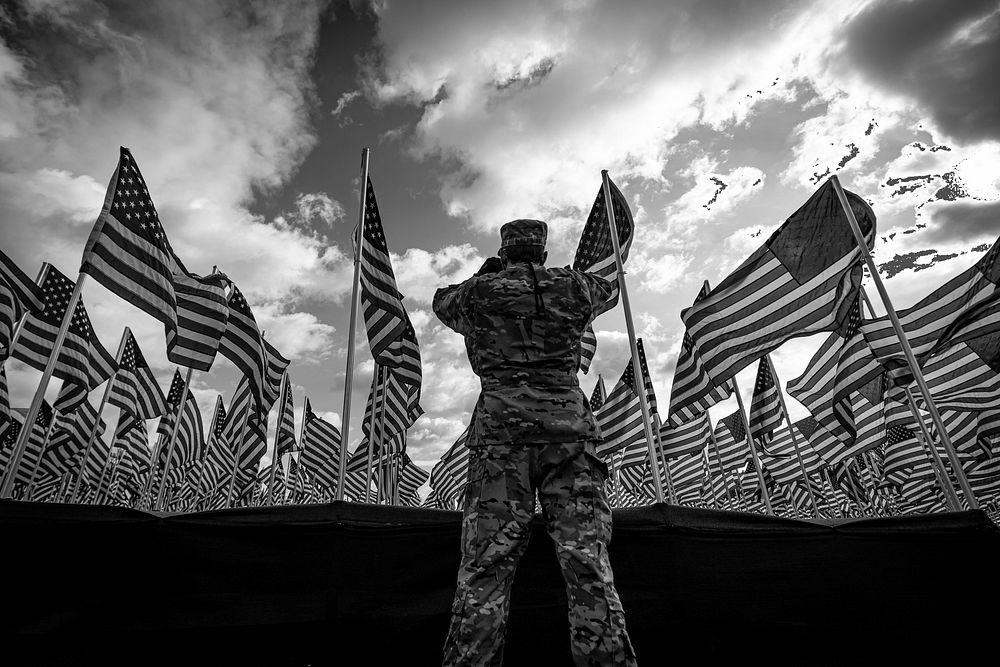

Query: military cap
499,219,547,249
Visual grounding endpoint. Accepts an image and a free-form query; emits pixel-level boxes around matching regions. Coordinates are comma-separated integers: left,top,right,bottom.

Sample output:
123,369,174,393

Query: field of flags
2,147,999,525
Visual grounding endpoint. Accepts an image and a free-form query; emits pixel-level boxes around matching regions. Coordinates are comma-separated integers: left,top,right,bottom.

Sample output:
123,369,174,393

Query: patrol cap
499,219,547,249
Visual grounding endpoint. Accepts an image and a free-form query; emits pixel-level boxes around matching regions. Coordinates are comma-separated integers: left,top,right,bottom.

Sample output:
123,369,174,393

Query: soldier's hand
476,256,504,275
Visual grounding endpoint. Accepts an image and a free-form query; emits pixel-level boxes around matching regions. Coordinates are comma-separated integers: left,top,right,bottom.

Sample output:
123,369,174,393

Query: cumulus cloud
392,244,486,304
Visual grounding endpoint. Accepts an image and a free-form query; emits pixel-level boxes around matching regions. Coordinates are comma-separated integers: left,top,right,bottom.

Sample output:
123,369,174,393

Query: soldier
433,219,637,666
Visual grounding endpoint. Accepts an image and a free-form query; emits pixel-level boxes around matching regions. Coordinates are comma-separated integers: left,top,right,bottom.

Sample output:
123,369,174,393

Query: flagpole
602,170,664,503
1,273,88,498
154,367,193,511
651,414,677,504
226,404,252,508
905,387,962,511
831,175,978,509
66,327,129,503
93,450,118,505
138,431,165,510
732,381,774,515
766,355,819,517
337,147,370,502
364,365,384,504
267,372,289,505
708,427,726,510
294,401,309,506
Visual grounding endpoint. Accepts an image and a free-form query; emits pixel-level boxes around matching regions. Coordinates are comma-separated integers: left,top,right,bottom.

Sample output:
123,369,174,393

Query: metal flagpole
138,431,165,510
337,147,370,501
226,405,252,509
905,387,962,511
651,414,677,504
154,367,193,511
766,355,819,517
602,170,664,503
364,365,384,504
68,327,130,503
830,175,978,508
293,399,309,506
267,372,289,505
93,450,118,506
1,273,88,498
732,381,774,515
708,427,726,510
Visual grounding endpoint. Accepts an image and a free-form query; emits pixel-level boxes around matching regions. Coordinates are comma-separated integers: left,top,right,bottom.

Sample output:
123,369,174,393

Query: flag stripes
358,177,407,362
219,283,268,410
594,355,644,459
109,329,168,431
299,400,342,492
429,426,471,510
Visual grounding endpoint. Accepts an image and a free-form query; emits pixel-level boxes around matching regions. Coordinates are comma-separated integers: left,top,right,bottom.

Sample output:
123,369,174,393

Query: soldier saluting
433,219,638,666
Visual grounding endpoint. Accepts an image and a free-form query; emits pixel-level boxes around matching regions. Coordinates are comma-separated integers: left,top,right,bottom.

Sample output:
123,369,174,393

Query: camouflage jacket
433,262,613,446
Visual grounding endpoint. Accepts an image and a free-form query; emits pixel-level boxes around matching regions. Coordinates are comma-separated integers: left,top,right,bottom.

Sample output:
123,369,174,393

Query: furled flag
594,354,644,459
748,356,785,454
862,236,1000,387
0,248,44,361
428,425,471,510
274,375,297,457
79,147,228,371
673,179,875,418
668,282,736,426
299,398,342,493
358,176,408,363
11,264,117,413
635,338,658,415
108,329,168,433
589,374,607,412
572,175,634,373
219,283,269,411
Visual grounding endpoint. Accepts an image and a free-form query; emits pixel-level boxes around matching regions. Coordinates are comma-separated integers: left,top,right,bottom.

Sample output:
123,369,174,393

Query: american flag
219,283,268,411
667,281,734,426
380,313,422,390
108,328,168,433
711,410,750,475
882,425,923,487
263,338,291,411
656,409,712,460
572,176,634,373
11,264,117,413
358,176,408,363
589,375,607,412
756,419,826,486
428,425,471,511
786,297,884,446
748,357,785,453
382,453,429,507
0,248,44,361
2,401,53,487
53,378,89,415
38,401,105,480
274,374,297,456
635,338,658,414
299,398,342,493
361,365,422,455
114,419,151,487
594,354,645,459
80,147,229,371
672,180,875,419
198,395,229,497
155,390,204,483
862,235,1000,386
0,366,10,443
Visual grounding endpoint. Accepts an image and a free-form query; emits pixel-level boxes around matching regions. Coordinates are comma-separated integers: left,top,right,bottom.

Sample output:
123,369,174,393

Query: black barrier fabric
1,501,998,666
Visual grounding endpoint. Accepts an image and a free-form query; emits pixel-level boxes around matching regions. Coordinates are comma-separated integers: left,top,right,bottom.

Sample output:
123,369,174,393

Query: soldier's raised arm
577,270,616,321
432,256,504,336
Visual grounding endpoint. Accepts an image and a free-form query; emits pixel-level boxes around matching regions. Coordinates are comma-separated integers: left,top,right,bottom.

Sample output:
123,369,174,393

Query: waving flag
299,399,342,492
219,283,268,411
748,356,785,453
668,282,735,426
428,425,471,510
572,176,634,373
274,376,297,457
589,375,607,412
358,176,407,362
594,354,644,458
0,248,44,360
80,147,228,371
11,264,117,413
673,180,875,418
199,396,229,497
108,329,168,433
39,402,106,479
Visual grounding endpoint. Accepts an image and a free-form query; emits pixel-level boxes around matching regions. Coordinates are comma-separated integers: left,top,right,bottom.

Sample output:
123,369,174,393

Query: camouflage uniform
434,220,637,666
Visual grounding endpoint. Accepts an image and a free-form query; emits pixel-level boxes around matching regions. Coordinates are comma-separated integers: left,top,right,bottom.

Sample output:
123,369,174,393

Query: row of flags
0,146,431,510
425,175,1000,519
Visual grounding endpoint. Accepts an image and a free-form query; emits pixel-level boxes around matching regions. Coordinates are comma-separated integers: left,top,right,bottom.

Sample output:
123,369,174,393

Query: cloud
922,199,1000,246
392,244,486,304
839,0,1000,144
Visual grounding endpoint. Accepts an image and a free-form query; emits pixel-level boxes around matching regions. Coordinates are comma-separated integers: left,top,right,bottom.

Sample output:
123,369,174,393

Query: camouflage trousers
442,442,637,667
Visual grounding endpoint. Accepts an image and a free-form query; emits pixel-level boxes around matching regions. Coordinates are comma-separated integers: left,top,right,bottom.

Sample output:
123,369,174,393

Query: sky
2,0,999,499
